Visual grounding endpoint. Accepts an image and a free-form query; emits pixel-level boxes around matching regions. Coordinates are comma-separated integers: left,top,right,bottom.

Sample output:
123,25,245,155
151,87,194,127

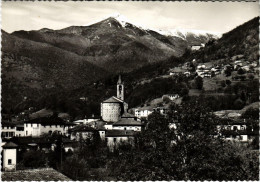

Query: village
2,72,258,174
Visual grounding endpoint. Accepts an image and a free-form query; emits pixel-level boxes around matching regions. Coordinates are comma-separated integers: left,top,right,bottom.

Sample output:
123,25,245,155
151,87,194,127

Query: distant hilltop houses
1,75,258,172
191,43,205,51
168,54,258,79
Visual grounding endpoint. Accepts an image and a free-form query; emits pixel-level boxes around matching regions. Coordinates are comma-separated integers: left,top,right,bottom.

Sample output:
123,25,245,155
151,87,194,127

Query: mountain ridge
2,14,228,113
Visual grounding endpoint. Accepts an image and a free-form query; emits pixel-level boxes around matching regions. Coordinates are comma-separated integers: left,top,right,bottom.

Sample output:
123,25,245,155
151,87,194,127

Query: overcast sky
2,1,259,33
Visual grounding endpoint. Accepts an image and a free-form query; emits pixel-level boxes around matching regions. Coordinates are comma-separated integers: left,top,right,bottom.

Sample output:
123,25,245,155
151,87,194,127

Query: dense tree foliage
106,100,259,180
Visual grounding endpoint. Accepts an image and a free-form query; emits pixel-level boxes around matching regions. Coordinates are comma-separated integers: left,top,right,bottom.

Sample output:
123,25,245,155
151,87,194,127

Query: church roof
113,119,143,126
103,96,124,103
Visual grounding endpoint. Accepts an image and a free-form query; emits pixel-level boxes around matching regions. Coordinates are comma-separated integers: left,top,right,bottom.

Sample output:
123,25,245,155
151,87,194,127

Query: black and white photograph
1,1,259,181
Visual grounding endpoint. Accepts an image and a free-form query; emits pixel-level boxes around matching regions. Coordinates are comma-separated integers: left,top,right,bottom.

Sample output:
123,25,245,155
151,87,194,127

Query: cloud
2,1,258,33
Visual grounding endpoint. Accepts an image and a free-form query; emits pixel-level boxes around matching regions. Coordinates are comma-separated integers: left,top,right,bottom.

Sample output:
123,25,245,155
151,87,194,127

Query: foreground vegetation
16,99,258,180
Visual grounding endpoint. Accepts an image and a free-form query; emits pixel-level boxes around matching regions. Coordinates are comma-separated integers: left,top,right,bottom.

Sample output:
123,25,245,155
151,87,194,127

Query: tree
241,107,259,120
248,74,254,80
108,100,259,180
19,150,48,168
194,76,203,90
233,98,244,110
221,80,226,87
180,87,189,97
225,79,231,86
162,96,171,104
237,68,245,75
224,67,232,77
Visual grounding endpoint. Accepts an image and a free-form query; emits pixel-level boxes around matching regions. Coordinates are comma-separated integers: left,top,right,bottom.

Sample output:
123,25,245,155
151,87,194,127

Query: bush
237,68,245,75
241,107,259,120
225,79,231,86
221,80,226,87
20,150,47,168
194,76,203,90
233,98,245,110
248,74,254,80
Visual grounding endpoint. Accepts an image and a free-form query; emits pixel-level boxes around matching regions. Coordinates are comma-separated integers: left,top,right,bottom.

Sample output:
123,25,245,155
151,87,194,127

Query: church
100,75,129,122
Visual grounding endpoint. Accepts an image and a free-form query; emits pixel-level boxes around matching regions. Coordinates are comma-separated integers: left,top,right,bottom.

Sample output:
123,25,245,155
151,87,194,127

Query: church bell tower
117,75,124,101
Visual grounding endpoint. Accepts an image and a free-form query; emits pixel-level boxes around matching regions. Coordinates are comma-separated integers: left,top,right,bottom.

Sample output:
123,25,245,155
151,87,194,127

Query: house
2,142,18,171
241,65,250,72
191,45,202,51
162,94,180,101
104,122,114,130
134,107,153,119
15,124,25,137
73,115,100,125
184,71,191,77
1,121,16,139
24,116,75,137
169,67,183,76
112,119,143,131
234,60,243,66
1,168,71,181
104,119,143,132
8,135,78,153
153,107,168,116
69,125,96,141
105,130,136,151
215,119,257,143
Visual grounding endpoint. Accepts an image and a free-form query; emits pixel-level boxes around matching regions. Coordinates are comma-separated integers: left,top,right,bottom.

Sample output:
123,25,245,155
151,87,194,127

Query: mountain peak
104,13,129,27
83,12,131,28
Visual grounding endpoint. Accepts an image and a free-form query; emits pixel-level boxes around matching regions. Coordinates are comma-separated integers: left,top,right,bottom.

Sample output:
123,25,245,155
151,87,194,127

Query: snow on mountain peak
150,28,222,39
84,13,222,39
109,12,129,27
84,12,133,28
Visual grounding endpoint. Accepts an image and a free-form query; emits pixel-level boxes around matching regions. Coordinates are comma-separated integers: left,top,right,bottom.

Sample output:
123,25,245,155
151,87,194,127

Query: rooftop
121,112,136,118
113,119,143,126
2,168,71,181
2,121,17,127
10,136,76,146
25,116,74,126
103,96,124,103
2,142,18,148
69,124,96,132
135,106,154,111
105,130,136,137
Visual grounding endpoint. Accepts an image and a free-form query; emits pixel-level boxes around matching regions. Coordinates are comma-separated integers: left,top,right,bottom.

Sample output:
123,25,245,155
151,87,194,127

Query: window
26,131,28,136
1,132,6,137
114,138,117,142
31,124,33,127
26,124,28,127
8,159,12,165
124,127,126,130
